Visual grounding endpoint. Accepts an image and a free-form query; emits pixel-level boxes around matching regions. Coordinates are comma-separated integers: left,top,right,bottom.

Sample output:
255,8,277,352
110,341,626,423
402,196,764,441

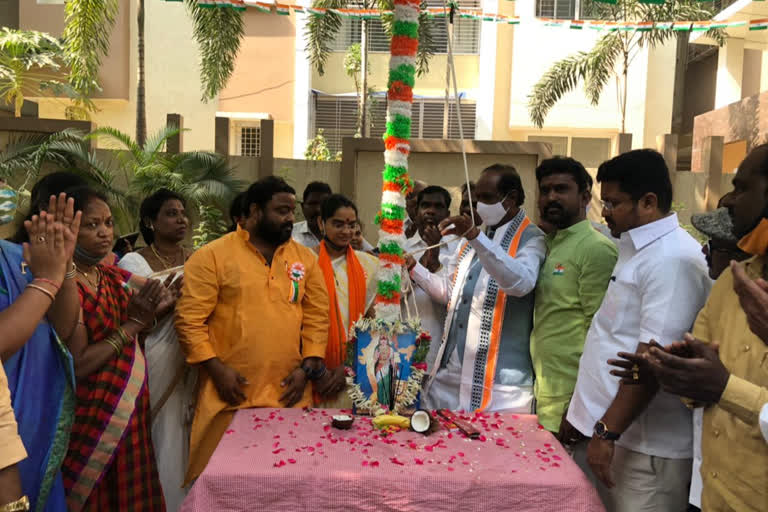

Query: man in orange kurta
176,176,330,483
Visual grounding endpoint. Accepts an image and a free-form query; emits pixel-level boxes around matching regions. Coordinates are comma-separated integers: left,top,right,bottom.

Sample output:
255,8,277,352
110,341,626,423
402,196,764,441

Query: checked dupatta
62,265,165,511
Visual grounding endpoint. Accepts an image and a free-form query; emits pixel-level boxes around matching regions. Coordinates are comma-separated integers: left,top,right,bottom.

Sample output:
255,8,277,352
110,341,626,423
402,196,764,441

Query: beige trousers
572,440,692,512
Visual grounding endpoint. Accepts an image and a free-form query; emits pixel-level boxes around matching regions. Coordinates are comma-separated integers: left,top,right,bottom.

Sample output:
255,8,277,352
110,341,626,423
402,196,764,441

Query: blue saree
0,240,74,512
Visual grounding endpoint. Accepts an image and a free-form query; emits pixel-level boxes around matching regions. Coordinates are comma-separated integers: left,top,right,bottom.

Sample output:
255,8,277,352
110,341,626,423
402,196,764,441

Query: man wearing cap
686,204,749,512
614,145,768,511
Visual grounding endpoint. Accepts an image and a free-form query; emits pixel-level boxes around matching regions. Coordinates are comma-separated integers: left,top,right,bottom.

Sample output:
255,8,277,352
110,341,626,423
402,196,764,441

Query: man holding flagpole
409,164,546,412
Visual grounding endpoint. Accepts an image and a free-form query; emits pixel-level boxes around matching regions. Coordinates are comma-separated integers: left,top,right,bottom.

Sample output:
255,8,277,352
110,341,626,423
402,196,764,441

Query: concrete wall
691,89,768,172
682,52,717,135
20,0,130,101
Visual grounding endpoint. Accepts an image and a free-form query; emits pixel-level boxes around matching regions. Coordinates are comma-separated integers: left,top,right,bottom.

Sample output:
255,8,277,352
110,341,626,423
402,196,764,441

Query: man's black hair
482,164,525,206
417,185,451,209
302,181,332,202
244,176,296,214
596,149,673,213
535,156,591,193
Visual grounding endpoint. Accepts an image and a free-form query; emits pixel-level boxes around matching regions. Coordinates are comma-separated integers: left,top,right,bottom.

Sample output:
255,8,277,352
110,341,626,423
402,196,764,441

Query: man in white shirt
404,185,458,368
562,149,711,512
409,164,546,412
292,181,332,249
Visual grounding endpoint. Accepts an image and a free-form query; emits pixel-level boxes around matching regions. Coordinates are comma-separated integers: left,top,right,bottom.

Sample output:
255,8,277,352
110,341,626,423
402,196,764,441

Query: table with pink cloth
181,408,605,512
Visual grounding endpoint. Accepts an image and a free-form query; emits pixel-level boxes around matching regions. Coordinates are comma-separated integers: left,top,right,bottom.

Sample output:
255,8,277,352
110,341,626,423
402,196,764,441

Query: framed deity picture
354,328,418,413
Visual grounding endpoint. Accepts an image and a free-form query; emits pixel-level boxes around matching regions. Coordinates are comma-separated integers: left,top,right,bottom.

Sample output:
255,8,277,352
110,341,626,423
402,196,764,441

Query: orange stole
317,242,367,369
449,218,531,411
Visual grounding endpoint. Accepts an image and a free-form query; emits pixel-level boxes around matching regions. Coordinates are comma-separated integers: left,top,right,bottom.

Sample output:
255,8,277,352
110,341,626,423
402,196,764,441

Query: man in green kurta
531,157,618,434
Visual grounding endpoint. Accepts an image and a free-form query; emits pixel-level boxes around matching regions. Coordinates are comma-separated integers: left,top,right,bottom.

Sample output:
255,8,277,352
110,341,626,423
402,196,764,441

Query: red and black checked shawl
62,265,165,511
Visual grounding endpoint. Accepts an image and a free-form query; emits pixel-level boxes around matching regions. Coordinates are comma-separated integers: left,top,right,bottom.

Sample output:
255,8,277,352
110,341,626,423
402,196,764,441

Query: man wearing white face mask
408,164,546,412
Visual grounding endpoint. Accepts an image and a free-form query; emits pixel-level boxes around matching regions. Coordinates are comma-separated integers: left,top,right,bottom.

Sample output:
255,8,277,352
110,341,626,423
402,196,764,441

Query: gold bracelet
26,283,56,302
0,496,30,512
103,336,122,356
115,327,131,346
64,262,77,280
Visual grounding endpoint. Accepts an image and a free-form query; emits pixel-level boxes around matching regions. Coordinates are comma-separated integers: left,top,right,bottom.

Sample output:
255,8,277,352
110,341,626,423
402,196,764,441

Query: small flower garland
374,0,421,323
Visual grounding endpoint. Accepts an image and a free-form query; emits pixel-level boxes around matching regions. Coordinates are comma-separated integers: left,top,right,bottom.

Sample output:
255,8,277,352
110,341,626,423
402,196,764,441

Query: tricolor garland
173,1,768,32
373,0,420,322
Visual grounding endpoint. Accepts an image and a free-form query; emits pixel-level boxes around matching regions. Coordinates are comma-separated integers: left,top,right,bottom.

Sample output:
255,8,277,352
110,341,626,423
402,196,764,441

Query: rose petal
370,461,380,467
225,429,235,434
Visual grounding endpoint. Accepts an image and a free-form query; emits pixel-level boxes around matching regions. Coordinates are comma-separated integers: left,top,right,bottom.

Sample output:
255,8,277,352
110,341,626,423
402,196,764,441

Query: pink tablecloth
181,408,604,512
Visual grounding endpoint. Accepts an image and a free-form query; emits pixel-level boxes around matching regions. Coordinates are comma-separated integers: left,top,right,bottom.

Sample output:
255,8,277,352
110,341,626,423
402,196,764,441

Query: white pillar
715,38,744,109
293,12,311,158
760,50,768,93
474,0,498,140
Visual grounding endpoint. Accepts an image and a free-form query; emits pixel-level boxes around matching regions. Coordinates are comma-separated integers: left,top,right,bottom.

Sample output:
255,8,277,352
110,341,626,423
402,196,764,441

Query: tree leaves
184,0,245,101
306,0,347,76
63,0,119,98
528,0,724,129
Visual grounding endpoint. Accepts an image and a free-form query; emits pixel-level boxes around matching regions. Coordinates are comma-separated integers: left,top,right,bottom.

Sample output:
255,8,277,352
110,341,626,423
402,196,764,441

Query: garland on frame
343,318,432,416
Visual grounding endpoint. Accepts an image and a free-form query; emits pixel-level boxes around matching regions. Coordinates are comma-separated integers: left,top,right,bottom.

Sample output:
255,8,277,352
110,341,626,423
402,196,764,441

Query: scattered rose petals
287,459,296,464
390,457,405,466
414,458,424,465
273,460,286,468
370,461,380,467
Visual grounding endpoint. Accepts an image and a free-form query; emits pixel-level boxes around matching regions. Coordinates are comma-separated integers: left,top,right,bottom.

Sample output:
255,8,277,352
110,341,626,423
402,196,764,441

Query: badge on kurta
287,262,305,303
553,264,565,275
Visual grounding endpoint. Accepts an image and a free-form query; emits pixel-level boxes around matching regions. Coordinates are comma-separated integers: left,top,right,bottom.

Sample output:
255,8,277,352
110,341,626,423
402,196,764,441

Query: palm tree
62,0,244,142
0,127,244,235
0,29,83,117
306,0,436,137
527,0,724,133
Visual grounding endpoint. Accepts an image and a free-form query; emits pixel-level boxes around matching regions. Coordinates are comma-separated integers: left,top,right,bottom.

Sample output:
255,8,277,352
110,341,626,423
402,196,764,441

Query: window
535,0,596,20
312,95,388,154
312,94,477,153
329,0,481,55
234,124,261,157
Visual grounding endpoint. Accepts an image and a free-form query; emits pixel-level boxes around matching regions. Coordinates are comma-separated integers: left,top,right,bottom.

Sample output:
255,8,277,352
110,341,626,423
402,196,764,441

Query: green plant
0,126,244,235
0,28,87,117
528,0,724,132
305,129,342,161
192,204,229,249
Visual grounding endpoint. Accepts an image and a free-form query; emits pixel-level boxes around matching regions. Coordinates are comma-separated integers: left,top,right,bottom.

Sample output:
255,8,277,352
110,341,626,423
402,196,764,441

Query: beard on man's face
257,218,293,245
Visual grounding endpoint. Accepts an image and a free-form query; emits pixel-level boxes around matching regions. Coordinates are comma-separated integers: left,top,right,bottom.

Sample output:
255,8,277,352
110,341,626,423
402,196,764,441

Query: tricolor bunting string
374,0,420,322
173,1,768,32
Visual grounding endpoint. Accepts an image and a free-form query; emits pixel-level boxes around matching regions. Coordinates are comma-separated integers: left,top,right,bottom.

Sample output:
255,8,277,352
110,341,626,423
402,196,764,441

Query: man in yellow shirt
176,176,330,483
613,145,768,511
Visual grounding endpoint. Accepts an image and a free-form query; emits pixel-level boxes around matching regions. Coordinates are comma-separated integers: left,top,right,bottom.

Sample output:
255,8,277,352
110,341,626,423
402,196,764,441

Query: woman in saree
1,192,82,512
61,187,176,511
313,194,378,407
118,188,194,512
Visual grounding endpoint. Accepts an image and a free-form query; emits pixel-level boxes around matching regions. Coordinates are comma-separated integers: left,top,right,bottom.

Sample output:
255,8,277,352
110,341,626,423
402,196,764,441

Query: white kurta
411,212,546,412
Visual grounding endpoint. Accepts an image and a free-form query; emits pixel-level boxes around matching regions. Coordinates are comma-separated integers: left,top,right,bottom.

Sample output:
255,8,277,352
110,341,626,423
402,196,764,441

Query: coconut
410,410,431,434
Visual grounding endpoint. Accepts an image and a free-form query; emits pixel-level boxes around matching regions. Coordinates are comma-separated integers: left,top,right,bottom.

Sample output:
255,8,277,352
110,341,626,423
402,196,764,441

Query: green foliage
0,127,244,235
305,129,342,161
184,0,245,101
0,29,84,117
63,0,119,100
305,0,436,77
192,204,229,249
528,0,725,130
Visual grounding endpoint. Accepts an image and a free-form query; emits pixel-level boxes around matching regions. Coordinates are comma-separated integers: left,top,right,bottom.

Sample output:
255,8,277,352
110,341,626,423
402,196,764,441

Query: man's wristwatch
593,420,621,441
301,362,327,381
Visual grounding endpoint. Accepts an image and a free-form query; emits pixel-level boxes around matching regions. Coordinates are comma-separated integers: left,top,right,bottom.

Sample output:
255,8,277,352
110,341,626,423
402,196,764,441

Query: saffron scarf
318,241,367,369
738,218,768,256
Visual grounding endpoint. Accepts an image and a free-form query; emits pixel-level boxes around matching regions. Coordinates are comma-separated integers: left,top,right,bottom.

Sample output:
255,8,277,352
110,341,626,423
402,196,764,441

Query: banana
372,414,411,429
